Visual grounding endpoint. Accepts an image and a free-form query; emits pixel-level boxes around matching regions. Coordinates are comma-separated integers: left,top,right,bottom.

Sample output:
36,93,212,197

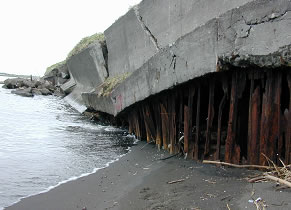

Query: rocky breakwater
2,78,65,97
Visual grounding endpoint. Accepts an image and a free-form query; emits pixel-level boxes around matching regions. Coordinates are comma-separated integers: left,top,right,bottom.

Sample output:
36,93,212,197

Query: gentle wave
0,87,135,209
5,149,132,209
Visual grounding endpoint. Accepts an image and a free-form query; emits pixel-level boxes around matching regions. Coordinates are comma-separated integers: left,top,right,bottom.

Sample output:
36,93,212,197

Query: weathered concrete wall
104,9,157,78
67,42,108,88
64,41,108,112
137,0,253,48
84,0,291,116
105,0,253,78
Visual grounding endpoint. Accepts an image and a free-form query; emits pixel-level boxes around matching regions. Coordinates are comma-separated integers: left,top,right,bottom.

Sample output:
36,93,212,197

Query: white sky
0,0,141,76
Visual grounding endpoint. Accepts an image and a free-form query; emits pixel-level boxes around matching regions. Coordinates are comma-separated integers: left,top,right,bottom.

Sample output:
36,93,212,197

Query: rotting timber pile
125,68,291,166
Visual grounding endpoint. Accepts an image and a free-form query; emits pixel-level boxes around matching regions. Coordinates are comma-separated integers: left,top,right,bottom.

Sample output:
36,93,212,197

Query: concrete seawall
83,0,291,116
104,0,253,78
60,0,291,165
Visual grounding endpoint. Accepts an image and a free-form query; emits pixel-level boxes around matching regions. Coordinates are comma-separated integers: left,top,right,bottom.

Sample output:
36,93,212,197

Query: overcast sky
0,0,141,76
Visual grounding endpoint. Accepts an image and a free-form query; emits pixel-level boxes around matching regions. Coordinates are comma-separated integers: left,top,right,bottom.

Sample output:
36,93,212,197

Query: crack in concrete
170,54,177,70
133,6,160,52
245,10,289,26
234,10,290,40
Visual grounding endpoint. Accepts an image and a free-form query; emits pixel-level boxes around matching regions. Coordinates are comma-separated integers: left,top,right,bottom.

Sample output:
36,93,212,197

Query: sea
0,76,136,209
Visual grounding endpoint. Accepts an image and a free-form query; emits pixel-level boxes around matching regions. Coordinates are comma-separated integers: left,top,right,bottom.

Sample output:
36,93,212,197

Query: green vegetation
45,32,105,76
99,72,131,96
45,60,66,75
66,33,105,60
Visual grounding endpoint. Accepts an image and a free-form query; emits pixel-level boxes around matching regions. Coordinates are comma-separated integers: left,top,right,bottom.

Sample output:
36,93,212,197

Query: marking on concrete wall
115,94,123,112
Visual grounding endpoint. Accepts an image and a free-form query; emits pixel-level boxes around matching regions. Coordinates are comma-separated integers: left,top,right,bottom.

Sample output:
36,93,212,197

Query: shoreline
3,152,128,210
6,141,291,210
0,85,137,210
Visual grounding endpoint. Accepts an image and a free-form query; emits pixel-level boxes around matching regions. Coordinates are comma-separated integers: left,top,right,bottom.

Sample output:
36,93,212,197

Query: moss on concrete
99,73,131,96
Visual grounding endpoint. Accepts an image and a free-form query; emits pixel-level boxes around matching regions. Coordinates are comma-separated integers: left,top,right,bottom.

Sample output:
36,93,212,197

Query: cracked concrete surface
133,5,160,52
104,0,254,79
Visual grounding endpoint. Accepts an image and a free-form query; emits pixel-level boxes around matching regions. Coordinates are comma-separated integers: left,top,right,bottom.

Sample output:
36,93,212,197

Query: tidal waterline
0,83,135,209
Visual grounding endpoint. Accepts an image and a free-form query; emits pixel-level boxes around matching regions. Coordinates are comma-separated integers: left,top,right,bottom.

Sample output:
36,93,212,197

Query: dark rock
46,69,59,77
34,81,42,88
11,88,33,97
39,88,52,96
4,78,24,89
3,78,42,89
22,80,37,88
32,88,42,95
53,88,66,97
38,80,56,91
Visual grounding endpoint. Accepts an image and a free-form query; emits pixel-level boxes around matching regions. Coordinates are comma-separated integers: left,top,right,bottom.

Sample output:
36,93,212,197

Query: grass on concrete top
45,33,105,76
45,60,66,76
66,33,105,60
99,72,131,97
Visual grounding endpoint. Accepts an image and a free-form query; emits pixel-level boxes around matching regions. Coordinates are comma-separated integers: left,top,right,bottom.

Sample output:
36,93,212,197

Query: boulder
11,87,33,97
4,78,25,89
32,88,42,95
34,81,42,88
3,78,44,89
53,88,66,97
38,80,56,91
39,88,52,96
22,80,37,88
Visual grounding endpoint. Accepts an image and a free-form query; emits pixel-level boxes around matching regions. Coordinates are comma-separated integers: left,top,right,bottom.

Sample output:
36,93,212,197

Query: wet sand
6,142,291,210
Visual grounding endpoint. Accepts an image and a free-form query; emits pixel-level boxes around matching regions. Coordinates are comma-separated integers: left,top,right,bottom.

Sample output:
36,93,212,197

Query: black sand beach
6,142,291,210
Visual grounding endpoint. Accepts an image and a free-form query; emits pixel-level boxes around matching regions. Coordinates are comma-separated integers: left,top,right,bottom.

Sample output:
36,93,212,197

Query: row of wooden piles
126,68,291,165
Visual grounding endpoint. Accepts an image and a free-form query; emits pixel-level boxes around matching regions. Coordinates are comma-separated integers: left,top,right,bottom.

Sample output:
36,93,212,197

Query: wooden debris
264,174,291,188
167,178,185,184
204,179,216,184
253,197,267,210
202,160,271,170
248,176,266,183
226,203,231,210
158,153,179,161
140,141,154,150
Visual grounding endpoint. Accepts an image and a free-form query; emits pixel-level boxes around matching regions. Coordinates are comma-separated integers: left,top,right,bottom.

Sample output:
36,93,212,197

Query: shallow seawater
0,82,135,209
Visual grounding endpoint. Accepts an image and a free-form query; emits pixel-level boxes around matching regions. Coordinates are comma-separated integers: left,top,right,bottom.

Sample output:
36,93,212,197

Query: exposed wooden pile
125,68,291,166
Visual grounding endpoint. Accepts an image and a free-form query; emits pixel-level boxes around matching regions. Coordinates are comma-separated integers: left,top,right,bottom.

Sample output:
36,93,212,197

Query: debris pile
248,154,291,188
